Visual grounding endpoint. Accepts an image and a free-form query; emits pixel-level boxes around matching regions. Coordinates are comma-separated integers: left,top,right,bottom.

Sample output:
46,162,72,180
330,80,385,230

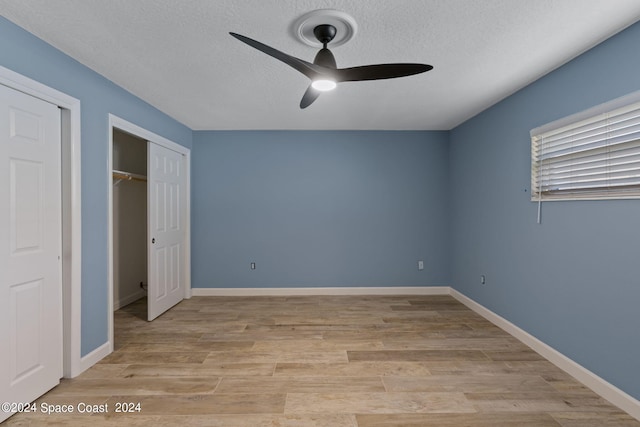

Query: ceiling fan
230,24,433,109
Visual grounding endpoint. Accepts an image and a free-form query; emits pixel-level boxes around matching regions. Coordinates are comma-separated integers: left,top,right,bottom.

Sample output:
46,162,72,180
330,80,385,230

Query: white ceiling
2,0,640,130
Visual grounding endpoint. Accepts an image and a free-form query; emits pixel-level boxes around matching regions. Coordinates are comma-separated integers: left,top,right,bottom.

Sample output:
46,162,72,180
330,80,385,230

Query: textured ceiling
1,0,640,130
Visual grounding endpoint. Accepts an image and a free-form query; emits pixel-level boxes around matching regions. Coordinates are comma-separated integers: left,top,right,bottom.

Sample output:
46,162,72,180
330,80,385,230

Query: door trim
107,114,191,350
0,65,82,378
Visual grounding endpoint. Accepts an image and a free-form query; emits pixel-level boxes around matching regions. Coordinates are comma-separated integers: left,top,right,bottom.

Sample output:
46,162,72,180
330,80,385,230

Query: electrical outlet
480,274,486,284
418,260,424,271
250,262,256,270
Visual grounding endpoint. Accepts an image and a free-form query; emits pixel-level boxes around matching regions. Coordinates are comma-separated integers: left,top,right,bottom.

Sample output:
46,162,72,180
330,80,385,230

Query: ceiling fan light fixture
311,79,336,91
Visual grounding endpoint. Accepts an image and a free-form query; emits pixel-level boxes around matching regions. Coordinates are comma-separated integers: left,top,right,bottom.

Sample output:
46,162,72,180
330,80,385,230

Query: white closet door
147,141,185,321
0,84,62,422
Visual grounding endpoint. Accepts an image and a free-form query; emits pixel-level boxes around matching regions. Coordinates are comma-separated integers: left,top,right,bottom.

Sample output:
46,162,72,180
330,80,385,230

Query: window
531,92,640,201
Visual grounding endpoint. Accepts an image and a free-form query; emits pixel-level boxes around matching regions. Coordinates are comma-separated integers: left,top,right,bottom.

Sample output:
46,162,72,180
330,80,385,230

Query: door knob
152,238,155,244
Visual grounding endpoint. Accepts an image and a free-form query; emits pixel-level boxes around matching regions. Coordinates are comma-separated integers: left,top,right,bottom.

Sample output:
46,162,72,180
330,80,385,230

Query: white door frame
0,65,83,378
107,114,191,349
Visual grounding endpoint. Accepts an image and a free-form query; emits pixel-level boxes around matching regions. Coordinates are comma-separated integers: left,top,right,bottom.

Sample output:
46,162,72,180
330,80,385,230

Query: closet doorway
112,129,148,315
108,115,191,349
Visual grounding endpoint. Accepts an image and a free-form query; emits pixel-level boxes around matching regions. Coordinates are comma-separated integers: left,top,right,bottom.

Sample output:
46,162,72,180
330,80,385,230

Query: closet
112,129,148,314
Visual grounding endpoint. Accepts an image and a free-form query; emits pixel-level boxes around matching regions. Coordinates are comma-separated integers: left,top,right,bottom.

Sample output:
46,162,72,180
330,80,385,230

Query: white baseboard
191,286,451,297
450,288,640,421
113,290,146,311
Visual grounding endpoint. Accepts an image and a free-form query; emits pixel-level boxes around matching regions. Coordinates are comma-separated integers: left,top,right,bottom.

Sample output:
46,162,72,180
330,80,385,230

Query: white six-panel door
147,141,185,321
0,84,62,422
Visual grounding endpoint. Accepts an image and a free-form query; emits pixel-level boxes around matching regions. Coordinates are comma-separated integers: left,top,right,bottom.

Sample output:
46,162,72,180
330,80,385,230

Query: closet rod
112,169,147,183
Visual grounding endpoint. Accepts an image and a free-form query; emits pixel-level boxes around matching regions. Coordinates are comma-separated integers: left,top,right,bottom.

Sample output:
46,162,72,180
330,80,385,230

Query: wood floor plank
50,377,220,396
115,332,204,343
382,374,558,394
380,337,529,351
75,363,130,379
356,412,562,426
121,363,276,378
348,349,490,362
252,339,385,352
200,326,324,341
118,341,254,352
551,412,640,426
202,350,349,364
216,376,386,393
274,362,432,377
99,351,209,364
424,360,565,376
484,349,547,361
285,391,476,414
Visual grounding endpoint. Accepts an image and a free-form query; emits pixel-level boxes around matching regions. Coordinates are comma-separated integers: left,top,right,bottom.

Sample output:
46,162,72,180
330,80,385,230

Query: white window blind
531,93,640,202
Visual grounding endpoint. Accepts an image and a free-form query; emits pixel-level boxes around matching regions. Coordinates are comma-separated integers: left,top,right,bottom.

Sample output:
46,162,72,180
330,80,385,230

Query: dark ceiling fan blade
335,63,433,82
229,32,323,79
300,85,321,109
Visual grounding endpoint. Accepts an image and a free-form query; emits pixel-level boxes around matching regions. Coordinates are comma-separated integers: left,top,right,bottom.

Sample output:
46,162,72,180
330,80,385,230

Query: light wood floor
6,295,639,426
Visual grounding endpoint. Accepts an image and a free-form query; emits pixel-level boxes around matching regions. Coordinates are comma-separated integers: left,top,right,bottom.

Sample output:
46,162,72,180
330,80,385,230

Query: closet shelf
112,169,147,185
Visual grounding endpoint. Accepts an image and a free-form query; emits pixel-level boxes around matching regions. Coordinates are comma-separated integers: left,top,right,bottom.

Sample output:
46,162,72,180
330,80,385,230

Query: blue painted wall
450,22,640,400
192,131,450,288
0,17,192,356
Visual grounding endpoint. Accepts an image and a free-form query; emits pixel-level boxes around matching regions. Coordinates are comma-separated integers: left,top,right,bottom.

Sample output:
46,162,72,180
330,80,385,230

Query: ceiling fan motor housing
313,24,337,45
293,9,358,48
